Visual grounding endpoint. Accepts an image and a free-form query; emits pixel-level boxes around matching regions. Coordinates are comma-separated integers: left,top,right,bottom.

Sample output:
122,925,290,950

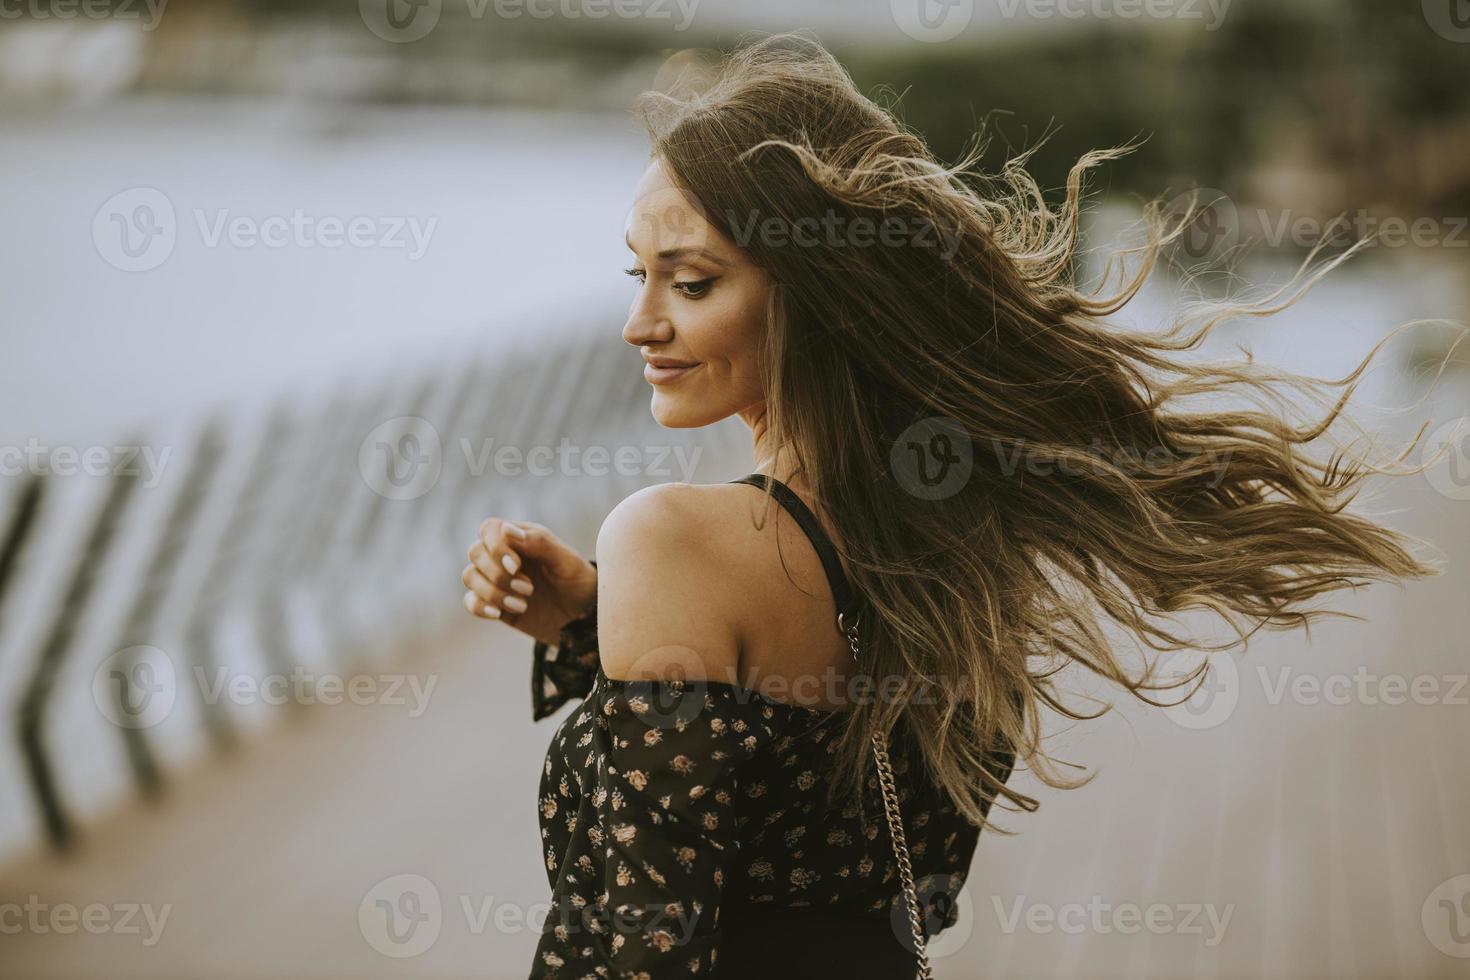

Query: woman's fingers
461,562,491,601
490,520,583,579
468,517,535,589
467,539,504,582
461,564,530,615
468,540,536,596
483,519,543,568
485,525,522,576
463,589,500,619
462,517,546,625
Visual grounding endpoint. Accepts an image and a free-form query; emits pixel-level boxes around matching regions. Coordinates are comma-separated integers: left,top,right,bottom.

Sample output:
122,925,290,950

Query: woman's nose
622,288,673,348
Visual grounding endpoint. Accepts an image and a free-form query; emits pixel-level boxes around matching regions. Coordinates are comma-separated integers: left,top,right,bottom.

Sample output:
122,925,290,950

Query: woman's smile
642,359,702,385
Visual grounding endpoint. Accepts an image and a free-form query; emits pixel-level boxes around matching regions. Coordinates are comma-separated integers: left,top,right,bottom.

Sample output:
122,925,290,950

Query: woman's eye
674,278,714,299
623,267,646,284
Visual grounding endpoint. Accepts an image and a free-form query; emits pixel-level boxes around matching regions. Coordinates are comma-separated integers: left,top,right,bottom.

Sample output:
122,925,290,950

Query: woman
459,33,1438,979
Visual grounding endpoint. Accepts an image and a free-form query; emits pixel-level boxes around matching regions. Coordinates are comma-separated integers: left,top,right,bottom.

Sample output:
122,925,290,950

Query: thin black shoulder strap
729,473,860,625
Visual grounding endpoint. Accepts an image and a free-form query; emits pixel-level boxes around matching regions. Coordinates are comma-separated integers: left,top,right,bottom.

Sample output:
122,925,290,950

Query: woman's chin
649,393,707,429
649,400,687,428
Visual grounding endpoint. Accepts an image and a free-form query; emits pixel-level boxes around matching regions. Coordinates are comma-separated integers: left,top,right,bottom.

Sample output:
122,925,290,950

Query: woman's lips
643,362,701,385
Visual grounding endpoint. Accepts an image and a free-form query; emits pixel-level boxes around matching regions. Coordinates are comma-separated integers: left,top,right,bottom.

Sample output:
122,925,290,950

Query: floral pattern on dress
530,623,1015,979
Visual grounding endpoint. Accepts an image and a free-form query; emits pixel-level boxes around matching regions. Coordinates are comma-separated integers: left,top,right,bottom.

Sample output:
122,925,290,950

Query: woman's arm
461,517,605,720
535,484,754,975
531,561,599,721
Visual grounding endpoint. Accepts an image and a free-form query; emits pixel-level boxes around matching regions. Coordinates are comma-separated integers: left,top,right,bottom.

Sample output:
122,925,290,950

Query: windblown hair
634,33,1444,832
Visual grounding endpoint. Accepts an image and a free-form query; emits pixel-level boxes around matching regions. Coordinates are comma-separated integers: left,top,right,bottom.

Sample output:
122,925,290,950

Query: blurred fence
0,323,728,864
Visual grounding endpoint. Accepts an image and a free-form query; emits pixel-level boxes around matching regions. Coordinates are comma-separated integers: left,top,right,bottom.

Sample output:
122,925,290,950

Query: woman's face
622,158,771,428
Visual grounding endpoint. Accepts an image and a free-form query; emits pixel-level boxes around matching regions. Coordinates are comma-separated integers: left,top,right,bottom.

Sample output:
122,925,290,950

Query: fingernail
506,523,527,539
501,554,519,575
482,603,501,619
503,595,528,614
510,577,535,596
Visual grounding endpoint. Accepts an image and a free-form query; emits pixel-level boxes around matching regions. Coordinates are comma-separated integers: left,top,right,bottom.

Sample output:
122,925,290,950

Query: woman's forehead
625,160,720,258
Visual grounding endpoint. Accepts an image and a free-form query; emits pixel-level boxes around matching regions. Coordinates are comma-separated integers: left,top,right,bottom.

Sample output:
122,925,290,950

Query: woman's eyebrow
624,233,731,267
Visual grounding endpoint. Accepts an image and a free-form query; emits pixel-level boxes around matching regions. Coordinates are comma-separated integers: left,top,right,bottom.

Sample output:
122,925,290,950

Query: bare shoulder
597,480,853,706
594,482,752,684
598,480,762,544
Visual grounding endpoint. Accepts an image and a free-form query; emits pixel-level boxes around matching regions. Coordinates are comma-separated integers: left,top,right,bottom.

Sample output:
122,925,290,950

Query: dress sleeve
564,680,781,976
531,561,599,722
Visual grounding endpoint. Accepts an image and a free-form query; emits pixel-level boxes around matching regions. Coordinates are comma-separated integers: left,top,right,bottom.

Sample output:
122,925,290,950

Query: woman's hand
462,518,597,645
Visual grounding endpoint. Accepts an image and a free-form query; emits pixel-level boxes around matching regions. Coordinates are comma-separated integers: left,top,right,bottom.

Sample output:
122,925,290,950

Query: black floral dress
528,474,1016,979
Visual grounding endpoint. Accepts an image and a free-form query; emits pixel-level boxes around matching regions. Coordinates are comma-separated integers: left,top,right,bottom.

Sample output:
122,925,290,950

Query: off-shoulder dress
527,472,1016,978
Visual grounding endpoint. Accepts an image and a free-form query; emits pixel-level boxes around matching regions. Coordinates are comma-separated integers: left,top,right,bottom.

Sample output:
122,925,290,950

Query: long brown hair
633,33,1446,832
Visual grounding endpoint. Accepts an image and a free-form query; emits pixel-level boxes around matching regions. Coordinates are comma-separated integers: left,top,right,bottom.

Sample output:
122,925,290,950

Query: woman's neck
741,401,806,488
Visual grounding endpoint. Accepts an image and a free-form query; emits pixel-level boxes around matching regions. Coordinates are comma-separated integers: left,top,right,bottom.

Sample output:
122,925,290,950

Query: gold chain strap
842,615,934,980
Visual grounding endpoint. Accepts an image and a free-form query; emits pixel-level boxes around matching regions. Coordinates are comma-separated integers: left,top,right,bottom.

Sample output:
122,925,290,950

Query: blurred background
1,1,1468,977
